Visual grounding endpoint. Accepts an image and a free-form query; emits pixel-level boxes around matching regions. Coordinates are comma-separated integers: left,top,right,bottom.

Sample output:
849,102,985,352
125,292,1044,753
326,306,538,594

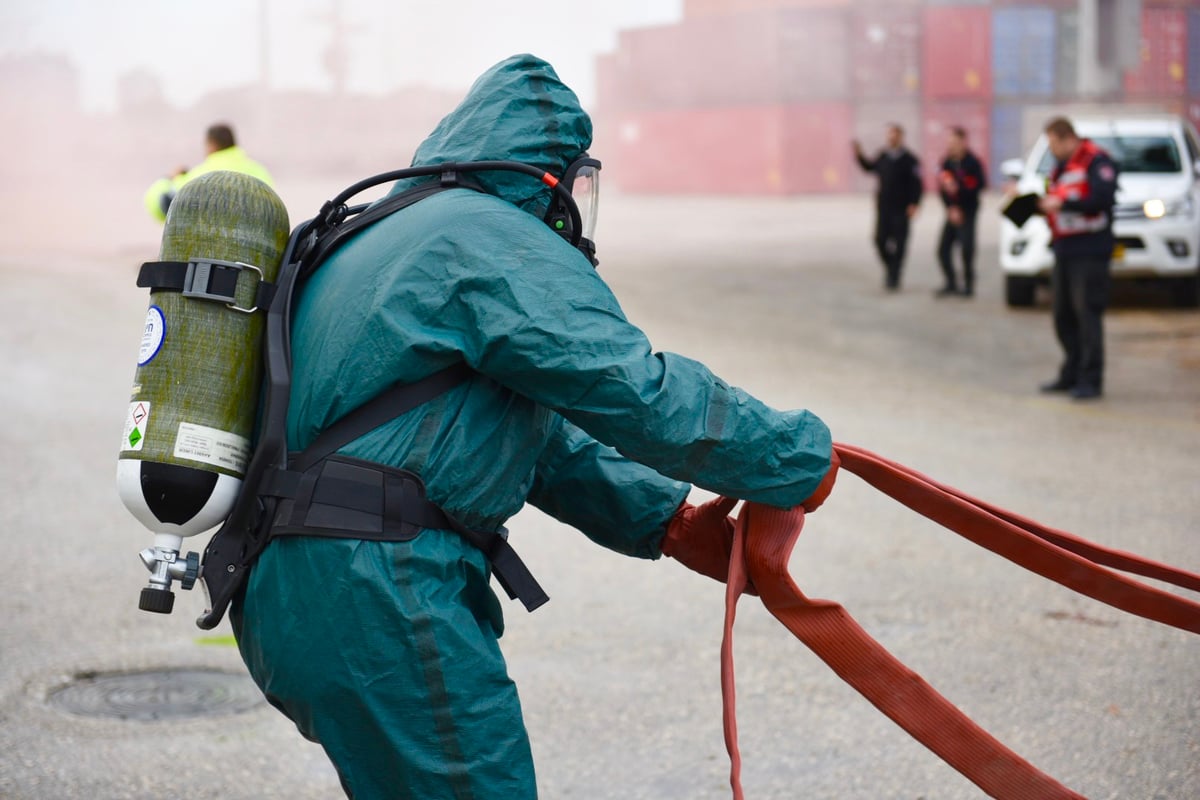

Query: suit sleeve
441,203,833,510
856,152,878,173
526,417,689,559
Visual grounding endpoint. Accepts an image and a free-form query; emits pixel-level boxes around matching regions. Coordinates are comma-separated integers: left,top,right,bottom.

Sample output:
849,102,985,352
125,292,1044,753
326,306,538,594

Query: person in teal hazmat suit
231,54,837,799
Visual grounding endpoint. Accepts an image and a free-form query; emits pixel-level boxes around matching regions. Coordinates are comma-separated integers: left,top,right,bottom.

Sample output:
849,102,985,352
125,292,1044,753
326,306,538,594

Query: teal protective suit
232,54,831,799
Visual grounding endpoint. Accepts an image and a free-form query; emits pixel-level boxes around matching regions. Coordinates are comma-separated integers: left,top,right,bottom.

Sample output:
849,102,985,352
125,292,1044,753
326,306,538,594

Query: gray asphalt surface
1,179,1197,799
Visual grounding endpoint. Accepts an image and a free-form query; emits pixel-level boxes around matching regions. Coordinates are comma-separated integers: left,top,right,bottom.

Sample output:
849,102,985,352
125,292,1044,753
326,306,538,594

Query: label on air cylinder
173,423,251,474
121,401,150,450
138,306,166,366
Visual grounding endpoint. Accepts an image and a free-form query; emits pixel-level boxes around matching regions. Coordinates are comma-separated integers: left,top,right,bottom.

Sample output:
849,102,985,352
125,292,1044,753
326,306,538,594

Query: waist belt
263,454,548,611
720,442,1200,799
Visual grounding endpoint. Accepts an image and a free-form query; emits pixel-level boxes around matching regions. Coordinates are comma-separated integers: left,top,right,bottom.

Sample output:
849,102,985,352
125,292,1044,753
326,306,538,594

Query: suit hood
391,54,592,217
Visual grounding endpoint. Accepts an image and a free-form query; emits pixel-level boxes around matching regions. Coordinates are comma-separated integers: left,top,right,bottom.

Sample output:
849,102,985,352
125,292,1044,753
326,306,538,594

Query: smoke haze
0,0,680,259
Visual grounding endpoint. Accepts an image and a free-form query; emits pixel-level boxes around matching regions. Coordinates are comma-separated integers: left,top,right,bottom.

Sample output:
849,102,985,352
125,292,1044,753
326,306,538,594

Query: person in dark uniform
1036,117,1119,401
853,123,923,291
935,126,987,297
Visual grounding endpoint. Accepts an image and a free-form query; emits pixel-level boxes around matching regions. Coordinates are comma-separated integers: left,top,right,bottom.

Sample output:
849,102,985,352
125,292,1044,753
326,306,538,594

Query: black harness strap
299,178,483,282
266,454,550,612
138,258,276,312
263,360,548,611
290,362,474,474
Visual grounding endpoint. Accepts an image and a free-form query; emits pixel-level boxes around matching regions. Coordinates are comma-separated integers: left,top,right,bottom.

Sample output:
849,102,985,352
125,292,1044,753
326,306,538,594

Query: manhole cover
46,668,264,720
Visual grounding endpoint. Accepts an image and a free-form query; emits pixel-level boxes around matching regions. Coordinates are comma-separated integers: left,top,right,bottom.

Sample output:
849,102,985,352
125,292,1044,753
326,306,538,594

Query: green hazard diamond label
122,401,149,451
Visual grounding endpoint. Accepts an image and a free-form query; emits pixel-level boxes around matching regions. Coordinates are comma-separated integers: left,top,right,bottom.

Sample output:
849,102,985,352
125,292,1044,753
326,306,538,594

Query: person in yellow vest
143,123,274,222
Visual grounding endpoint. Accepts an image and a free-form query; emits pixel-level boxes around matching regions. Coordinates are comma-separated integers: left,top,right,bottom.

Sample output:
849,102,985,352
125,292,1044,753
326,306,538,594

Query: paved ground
1,177,1197,799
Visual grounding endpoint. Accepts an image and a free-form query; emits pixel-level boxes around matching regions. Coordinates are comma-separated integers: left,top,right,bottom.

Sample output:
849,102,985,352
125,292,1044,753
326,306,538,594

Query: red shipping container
615,25,695,112
684,0,851,17
676,11,780,107
608,103,852,195
610,106,788,195
921,6,991,99
920,101,991,192
781,102,855,192
777,9,853,101
991,0,1073,6
604,10,851,112
850,7,922,99
1124,8,1188,98
595,52,621,115
591,55,619,165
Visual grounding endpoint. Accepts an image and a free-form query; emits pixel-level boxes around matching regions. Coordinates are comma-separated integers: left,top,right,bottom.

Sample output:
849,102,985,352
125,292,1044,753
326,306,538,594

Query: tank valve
138,538,200,614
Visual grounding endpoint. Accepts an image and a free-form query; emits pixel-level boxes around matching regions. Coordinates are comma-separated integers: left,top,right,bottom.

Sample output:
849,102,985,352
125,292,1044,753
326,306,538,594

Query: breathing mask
544,154,601,266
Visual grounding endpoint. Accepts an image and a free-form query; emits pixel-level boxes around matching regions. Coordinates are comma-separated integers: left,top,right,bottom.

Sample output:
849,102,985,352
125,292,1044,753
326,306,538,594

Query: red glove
661,495,757,595
801,448,840,512
662,451,839,591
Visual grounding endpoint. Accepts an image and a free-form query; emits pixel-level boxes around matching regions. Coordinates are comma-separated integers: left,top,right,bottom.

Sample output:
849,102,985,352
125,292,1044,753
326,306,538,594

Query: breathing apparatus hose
719,442,1200,799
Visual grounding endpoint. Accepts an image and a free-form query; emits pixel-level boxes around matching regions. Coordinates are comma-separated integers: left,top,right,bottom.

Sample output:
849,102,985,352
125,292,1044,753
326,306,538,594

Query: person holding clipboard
1004,118,1118,400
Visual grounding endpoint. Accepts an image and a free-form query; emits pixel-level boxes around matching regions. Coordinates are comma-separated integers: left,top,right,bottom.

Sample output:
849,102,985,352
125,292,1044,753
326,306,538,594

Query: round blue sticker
138,306,167,366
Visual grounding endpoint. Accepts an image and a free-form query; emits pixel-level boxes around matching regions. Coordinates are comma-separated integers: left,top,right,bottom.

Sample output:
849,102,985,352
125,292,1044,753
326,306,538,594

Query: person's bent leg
233,531,535,800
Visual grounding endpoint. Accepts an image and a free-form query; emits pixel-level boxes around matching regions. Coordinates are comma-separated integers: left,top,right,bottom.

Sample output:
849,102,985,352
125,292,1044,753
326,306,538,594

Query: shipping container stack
595,0,1200,197
849,4,924,193
601,4,857,195
988,5,1057,176
1124,5,1195,132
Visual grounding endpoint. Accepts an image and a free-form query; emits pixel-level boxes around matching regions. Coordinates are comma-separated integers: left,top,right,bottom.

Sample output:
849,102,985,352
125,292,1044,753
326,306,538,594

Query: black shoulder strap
299,177,483,282
290,362,473,474
288,178,482,471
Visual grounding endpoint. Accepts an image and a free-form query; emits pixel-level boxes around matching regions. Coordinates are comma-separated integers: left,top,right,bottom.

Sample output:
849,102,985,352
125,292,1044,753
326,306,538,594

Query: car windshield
1034,135,1182,176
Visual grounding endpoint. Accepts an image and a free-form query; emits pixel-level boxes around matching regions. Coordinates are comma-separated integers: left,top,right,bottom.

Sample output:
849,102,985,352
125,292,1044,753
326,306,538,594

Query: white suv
999,115,1200,307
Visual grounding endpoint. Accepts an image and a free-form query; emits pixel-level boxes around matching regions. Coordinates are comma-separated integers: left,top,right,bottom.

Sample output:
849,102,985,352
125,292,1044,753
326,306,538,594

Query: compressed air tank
118,171,289,542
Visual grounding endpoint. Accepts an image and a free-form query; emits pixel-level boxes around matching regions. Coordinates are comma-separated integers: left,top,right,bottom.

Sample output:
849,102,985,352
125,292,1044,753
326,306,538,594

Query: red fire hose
720,442,1200,799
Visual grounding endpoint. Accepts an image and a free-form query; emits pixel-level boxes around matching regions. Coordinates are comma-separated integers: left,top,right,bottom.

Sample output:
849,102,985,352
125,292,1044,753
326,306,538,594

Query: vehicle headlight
1143,195,1193,219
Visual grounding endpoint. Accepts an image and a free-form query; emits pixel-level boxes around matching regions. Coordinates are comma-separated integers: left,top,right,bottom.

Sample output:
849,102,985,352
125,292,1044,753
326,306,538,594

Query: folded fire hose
719,442,1200,800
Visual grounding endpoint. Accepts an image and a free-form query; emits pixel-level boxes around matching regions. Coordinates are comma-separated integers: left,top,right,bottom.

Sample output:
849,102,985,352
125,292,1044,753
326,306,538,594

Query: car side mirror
1193,159,1200,178
1001,158,1025,181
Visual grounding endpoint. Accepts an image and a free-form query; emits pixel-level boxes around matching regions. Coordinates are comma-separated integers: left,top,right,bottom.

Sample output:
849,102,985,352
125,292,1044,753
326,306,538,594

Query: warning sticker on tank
173,423,251,473
138,306,166,366
121,401,150,451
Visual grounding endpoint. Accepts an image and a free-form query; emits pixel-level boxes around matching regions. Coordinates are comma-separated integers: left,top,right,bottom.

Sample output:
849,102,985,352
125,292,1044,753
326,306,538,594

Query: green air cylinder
117,171,290,540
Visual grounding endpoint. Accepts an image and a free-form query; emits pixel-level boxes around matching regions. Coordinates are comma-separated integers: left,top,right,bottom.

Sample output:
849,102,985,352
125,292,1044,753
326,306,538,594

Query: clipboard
1002,193,1041,228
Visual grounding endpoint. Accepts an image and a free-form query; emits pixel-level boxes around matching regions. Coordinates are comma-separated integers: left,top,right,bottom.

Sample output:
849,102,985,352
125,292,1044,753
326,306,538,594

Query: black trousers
874,207,910,288
1051,254,1112,391
936,210,978,291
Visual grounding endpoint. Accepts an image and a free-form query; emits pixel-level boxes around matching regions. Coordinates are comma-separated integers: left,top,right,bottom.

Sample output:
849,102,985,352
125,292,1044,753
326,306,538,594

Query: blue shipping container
991,103,1025,171
1190,9,1200,95
992,8,1057,98
1057,9,1080,98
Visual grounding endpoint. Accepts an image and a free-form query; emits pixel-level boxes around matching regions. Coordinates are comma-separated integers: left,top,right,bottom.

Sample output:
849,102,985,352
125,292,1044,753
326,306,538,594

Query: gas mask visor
564,156,601,244
545,155,601,265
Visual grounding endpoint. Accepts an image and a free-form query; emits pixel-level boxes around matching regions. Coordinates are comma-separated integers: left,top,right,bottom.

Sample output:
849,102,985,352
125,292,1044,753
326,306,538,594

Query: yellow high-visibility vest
143,146,274,222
